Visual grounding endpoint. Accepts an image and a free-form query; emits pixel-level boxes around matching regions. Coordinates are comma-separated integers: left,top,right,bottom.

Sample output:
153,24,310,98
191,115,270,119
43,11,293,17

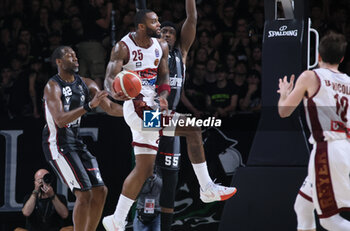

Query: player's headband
160,21,177,34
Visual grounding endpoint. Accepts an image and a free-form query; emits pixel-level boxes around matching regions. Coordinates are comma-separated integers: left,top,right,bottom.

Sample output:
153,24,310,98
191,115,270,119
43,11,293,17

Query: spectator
77,0,112,89
193,47,209,65
233,61,248,89
10,15,24,41
233,61,248,111
225,52,237,79
205,58,218,86
51,18,63,35
0,67,15,118
115,10,136,41
328,4,348,35
16,42,32,69
33,7,51,47
51,0,64,19
198,0,217,20
215,2,237,54
196,29,220,60
62,0,75,18
172,2,186,23
182,62,208,118
248,7,264,45
27,0,41,26
0,27,15,68
133,173,162,231
9,0,24,17
41,32,63,72
160,8,174,22
28,57,48,118
63,15,84,47
66,4,81,19
197,17,218,35
14,169,73,231
206,66,238,117
239,69,261,113
18,29,41,57
250,45,262,73
8,56,32,118
9,56,23,80
247,0,259,15
230,21,250,61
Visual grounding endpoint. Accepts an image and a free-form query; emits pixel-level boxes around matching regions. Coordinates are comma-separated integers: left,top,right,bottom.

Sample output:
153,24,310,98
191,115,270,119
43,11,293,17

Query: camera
43,173,53,185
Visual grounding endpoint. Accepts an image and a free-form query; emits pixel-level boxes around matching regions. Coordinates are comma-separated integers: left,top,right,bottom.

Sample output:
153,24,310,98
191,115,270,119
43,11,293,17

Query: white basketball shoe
200,182,237,203
102,215,127,231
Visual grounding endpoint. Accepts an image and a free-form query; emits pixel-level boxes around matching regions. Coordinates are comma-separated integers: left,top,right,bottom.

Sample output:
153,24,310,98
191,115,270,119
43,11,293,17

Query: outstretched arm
278,71,317,117
83,77,123,117
104,41,130,100
180,0,197,63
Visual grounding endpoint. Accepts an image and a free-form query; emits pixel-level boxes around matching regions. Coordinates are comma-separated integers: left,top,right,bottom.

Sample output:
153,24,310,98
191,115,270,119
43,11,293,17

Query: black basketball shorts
43,144,104,192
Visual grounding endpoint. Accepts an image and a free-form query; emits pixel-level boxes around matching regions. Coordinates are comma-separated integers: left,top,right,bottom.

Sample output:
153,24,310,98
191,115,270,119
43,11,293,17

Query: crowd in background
0,0,350,120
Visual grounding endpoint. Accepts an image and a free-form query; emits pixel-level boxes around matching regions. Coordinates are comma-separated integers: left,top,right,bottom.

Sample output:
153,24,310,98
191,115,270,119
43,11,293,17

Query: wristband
32,190,39,195
50,194,56,200
158,84,171,95
83,102,92,112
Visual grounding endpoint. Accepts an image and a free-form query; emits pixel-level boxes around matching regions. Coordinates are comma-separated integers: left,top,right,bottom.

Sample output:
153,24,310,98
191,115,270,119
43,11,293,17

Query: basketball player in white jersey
102,9,236,231
278,32,350,231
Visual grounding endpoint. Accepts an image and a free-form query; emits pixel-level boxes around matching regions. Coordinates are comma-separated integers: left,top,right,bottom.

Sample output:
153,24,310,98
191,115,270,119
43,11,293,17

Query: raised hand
277,74,295,99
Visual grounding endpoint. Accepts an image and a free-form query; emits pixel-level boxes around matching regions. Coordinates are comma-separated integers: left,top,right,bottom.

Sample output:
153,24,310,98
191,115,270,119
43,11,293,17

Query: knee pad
294,194,316,230
159,169,178,209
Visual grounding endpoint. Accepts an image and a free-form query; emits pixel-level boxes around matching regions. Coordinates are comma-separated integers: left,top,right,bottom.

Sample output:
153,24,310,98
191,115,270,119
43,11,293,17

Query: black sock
161,212,173,231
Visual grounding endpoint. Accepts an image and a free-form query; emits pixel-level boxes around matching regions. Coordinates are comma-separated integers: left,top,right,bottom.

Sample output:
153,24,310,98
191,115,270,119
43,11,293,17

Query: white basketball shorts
123,99,180,155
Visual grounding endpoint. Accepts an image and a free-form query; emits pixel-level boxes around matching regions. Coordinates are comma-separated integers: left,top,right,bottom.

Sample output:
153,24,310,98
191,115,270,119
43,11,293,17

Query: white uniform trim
54,154,82,191
45,102,59,160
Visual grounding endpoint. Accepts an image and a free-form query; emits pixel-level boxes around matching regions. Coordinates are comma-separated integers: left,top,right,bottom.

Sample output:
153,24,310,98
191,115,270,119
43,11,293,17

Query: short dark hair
160,21,177,32
134,9,153,29
51,45,71,67
319,32,347,64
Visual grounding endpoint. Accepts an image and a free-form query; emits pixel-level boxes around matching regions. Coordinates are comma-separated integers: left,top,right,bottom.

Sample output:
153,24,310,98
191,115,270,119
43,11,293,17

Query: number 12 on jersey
334,93,349,122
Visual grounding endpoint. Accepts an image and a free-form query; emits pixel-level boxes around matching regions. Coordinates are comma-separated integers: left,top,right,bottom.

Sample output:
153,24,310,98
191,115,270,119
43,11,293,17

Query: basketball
113,70,142,99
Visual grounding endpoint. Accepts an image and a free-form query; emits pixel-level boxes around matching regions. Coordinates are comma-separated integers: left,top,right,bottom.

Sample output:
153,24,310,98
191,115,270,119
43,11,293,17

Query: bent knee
94,185,108,197
134,164,154,179
294,194,314,214
294,194,316,230
75,189,93,204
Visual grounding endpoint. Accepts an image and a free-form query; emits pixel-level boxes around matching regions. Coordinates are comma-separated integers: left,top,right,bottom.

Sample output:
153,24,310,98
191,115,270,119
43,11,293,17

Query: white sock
113,194,134,222
192,162,212,189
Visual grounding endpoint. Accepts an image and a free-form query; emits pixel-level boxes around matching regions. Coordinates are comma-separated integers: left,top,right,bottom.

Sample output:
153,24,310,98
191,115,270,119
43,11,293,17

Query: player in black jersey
42,46,123,231
156,1,197,230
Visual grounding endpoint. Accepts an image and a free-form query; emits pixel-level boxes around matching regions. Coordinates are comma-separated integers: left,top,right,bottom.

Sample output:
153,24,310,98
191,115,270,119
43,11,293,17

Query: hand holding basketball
113,70,142,99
